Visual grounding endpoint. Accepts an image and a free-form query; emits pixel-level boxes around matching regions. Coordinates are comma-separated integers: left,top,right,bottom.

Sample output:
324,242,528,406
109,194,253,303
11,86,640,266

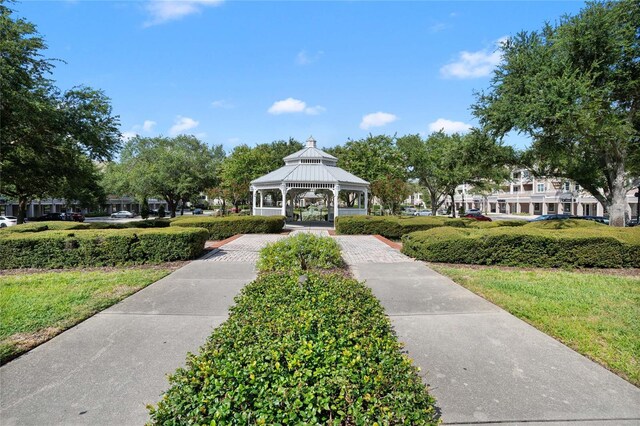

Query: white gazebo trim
250,137,369,221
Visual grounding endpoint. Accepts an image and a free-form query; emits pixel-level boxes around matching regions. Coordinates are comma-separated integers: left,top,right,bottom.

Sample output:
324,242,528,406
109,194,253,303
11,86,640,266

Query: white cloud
142,120,156,132
304,105,326,115
429,22,447,33
121,131,137,142
440,37,507,79
428,118,472,134
296,50,324,66
360,112,397,130
169,115,199,135
267,98,325,115
211,99,234,109
144,0,223,27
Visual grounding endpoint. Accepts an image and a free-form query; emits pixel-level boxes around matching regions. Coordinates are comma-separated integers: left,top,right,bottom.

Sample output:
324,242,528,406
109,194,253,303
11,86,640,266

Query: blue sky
14,0,587,152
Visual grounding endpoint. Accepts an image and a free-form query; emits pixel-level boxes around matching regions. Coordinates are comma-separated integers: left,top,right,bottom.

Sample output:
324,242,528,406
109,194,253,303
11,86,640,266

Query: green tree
473,0,640,226
398,131,513,216
333,135,406,212
371,177,411,215
217,140,303,211
106,135,224,218
0,5,121,223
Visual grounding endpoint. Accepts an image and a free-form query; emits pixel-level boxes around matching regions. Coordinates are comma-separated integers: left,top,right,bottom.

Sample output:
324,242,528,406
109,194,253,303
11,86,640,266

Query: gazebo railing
253,207,282,216
338,208,367,216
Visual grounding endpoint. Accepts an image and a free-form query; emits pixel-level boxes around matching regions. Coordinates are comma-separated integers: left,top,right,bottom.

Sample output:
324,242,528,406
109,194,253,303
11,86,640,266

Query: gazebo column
280,185,287,217
333,184,340,220
364,190,368,214
251,187,257,215
259,191,264,208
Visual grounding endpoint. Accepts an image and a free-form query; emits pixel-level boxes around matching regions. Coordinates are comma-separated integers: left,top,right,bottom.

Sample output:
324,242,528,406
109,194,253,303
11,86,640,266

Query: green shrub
171,215,285,240
0,227,208,269
1,219,172,234
401,220,640,268
149,271,438,425
258,233,344,272
335,215,467,239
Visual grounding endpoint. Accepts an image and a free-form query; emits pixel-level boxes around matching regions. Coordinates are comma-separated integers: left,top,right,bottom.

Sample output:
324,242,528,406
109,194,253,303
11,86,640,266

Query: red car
463,213,492,221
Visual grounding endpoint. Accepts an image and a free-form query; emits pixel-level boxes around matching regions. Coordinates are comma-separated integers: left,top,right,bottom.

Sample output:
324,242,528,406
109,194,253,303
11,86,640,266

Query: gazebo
250,137,369,221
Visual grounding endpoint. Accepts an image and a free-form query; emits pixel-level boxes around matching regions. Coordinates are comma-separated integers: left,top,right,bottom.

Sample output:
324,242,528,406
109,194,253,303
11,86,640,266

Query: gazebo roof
251,137,369,188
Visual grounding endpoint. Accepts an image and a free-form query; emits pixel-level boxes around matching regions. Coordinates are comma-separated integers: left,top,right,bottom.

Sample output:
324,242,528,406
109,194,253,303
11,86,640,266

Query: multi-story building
0,196,168,218
452,169,638,218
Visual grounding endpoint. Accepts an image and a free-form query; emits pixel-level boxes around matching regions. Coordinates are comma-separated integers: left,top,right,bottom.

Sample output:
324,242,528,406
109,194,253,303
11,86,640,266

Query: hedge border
170,215,285,240
0,227,208,269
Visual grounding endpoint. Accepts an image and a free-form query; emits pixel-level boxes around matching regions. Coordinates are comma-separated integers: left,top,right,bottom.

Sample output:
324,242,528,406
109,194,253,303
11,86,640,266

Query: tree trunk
430,193,439,216
608,185,628,227
450,193,456,218
17,196,29,224
605,162,628,227
166,198,176,218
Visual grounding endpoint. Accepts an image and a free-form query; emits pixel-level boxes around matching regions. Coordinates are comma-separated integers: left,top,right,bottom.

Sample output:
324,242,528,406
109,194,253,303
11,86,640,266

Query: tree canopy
105,135,225,217
0,4,121,222
473,0,640,226
217,139,303,209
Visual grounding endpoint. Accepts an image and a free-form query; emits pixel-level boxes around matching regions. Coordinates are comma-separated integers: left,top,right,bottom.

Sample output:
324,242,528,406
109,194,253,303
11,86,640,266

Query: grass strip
431,265,640,386
0,268,170,363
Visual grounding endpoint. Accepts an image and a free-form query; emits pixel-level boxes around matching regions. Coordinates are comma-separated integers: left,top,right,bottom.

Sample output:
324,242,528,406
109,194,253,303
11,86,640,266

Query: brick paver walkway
334,235,411,264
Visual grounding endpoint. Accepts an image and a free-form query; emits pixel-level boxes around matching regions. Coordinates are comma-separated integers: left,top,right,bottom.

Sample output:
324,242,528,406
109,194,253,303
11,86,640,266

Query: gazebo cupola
250,137,369,221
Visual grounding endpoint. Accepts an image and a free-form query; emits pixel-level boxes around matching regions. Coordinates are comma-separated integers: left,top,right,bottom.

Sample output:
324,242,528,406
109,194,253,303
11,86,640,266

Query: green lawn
431,265,640,386
0,268,171,363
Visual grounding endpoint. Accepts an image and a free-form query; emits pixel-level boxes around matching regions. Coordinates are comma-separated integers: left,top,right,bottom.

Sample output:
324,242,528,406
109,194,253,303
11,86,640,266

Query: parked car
0,215,18,228
578,215,609,225
626,218,639,227
462,213,492,221
401,207,417,216
33,212,64,221
192,208,203,215
414,210,433,216
110,210,135,218
71,212,85,222
530,214,572,221
466,208,481,215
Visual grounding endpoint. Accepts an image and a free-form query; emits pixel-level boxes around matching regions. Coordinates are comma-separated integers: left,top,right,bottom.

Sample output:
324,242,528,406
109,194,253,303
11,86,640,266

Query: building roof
251,136,369,188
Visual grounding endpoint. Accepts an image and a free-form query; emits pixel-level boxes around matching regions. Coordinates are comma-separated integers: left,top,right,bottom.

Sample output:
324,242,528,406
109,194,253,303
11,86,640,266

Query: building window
575,184,581,191
537,183,546,192
563,181,570,191
548,203,555,212
523,170,530,178
534,203,541,211
513,186,520,192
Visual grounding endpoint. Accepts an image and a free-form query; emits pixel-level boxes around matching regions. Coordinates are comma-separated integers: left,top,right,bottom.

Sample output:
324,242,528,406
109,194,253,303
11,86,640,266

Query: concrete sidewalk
339,236,640,425
0,259,257,425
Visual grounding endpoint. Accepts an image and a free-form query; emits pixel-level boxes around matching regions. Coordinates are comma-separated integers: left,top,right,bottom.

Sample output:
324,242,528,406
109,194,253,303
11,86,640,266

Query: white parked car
0,216,18,228
110,210,135,218
414,210,433,216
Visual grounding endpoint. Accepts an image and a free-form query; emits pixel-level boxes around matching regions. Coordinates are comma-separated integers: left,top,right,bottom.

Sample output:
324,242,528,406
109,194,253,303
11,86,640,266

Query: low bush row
258,232,344,272
335,215,526,239
0,227,208,269
401,220,640,268
1,219,172,234
149,235,438,425
170,215,285,240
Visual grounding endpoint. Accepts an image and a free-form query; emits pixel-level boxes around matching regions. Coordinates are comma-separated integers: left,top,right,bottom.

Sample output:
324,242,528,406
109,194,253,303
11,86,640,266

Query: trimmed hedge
0,219,172,234
401,220,640,268
335,215,526,239
0,227,208,269
170,215,285,240
258,232,344,272
149,242,438,423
